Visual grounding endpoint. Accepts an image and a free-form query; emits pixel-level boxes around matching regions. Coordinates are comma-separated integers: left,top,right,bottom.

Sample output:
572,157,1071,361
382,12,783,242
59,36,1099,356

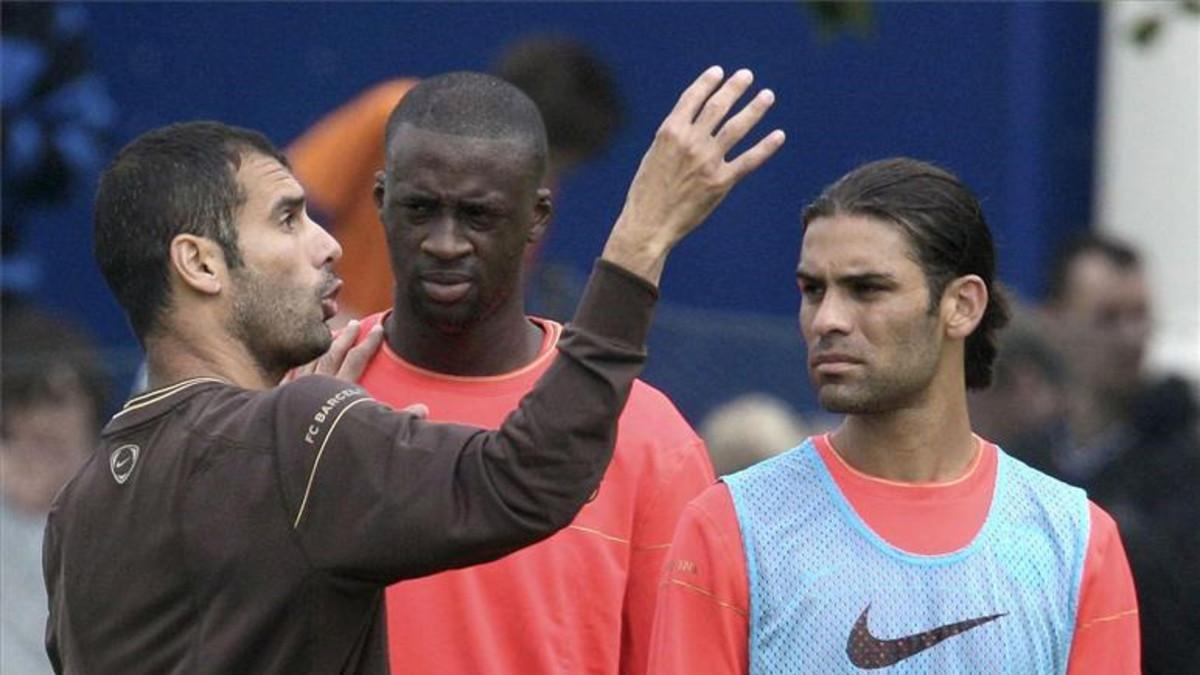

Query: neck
385,303,545,377
830,375,978,484
144,324,277,392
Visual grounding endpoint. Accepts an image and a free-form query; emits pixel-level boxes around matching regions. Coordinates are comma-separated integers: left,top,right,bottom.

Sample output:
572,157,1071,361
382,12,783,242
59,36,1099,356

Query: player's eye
460,204,498,231
402,199,436,220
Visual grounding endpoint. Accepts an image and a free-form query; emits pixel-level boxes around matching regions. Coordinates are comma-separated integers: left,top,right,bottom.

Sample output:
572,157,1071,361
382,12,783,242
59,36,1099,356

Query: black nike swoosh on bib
846,604,1006,669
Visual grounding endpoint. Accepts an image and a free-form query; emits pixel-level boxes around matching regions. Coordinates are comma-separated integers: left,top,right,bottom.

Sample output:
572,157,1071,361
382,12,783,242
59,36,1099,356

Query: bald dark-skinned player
42,67,785,674
287,37,623,319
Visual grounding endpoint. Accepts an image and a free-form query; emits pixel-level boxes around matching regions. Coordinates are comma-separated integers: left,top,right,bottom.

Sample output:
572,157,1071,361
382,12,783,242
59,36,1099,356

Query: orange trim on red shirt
813,434,996,556
369,310,562,383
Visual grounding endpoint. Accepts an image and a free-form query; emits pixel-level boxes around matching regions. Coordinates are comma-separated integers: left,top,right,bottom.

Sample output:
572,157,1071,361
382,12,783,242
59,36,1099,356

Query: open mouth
320,279,342,320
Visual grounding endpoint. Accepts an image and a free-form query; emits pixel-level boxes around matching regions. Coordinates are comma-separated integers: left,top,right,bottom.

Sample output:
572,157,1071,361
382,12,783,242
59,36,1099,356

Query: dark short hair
1,306,109,433
93,121,288,342
384,71,548,179
1044,232,1141,304
802,157,1011,389
492,37,622,164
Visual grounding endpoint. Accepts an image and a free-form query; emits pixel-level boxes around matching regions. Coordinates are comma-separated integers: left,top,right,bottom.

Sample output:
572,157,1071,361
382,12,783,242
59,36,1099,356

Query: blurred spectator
287,35,622,318
1,307,108,674
1025,233,1200,674
700,393,809,475
969,298,1067,455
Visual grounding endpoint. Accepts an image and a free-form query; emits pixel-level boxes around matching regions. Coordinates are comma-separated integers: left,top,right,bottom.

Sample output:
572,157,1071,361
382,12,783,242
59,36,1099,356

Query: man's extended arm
279,261,651,581
280,66,784,583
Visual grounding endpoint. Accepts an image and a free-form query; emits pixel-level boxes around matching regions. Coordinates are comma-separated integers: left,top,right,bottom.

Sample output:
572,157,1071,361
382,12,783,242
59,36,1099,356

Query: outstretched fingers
715,86,777,154
727,127,786,182
599,65,786,286
686,68,785,183
694,68,755,134
666,66,726,125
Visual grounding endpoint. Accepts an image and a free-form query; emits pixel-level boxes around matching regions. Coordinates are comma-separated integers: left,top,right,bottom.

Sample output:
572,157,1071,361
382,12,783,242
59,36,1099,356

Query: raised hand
602,66,785,285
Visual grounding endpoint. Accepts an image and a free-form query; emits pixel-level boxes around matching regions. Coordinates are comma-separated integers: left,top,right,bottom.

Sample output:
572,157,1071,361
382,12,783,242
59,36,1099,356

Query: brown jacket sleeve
274,260,656,583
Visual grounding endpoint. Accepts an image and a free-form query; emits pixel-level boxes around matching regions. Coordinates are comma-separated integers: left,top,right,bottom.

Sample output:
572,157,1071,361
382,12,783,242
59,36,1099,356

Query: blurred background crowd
2,2,1197,672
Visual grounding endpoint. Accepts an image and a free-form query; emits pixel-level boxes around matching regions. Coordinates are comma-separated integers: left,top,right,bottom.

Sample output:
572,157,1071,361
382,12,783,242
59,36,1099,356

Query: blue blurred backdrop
3,2,1101,422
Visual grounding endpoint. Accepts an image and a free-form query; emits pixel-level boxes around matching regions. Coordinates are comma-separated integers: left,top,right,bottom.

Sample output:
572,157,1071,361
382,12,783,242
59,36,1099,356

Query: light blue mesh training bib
724,439,1088,674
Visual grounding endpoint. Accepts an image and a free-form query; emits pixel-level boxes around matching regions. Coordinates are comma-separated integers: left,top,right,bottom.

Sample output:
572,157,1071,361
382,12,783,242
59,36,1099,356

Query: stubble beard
818,373,933,415
230,267,331,377
815,317,942,416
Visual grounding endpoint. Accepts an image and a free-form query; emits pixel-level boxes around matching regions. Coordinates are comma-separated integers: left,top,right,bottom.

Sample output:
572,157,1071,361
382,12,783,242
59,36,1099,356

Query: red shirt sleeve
648,483,749,675
1066,501,1141,675
622,436,715,674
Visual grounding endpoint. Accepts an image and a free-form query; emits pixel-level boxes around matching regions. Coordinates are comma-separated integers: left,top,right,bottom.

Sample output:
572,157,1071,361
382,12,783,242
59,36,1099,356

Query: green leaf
1130,17,1162,46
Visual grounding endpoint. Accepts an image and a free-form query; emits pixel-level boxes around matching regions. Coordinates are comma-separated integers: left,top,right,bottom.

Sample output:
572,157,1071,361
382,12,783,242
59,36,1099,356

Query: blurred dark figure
1,307,108,674
490,37,622,181
287,36,622,319
1025,233,1200,673
969,301,1068,455
1,7,113,666
1,3,115,304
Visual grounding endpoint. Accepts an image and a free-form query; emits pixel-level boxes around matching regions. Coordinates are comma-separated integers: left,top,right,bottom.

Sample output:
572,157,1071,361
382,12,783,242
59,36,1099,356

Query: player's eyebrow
269,194,305,219
839,272,897,286
388,184,506,206
796,269,820,284
795,269,898,285
459,195,509,210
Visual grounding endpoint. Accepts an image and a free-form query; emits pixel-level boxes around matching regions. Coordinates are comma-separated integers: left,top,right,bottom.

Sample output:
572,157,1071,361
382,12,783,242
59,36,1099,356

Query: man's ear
373,170,386,211
527,188,553,244
168,234,225,297
942,274,988,340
